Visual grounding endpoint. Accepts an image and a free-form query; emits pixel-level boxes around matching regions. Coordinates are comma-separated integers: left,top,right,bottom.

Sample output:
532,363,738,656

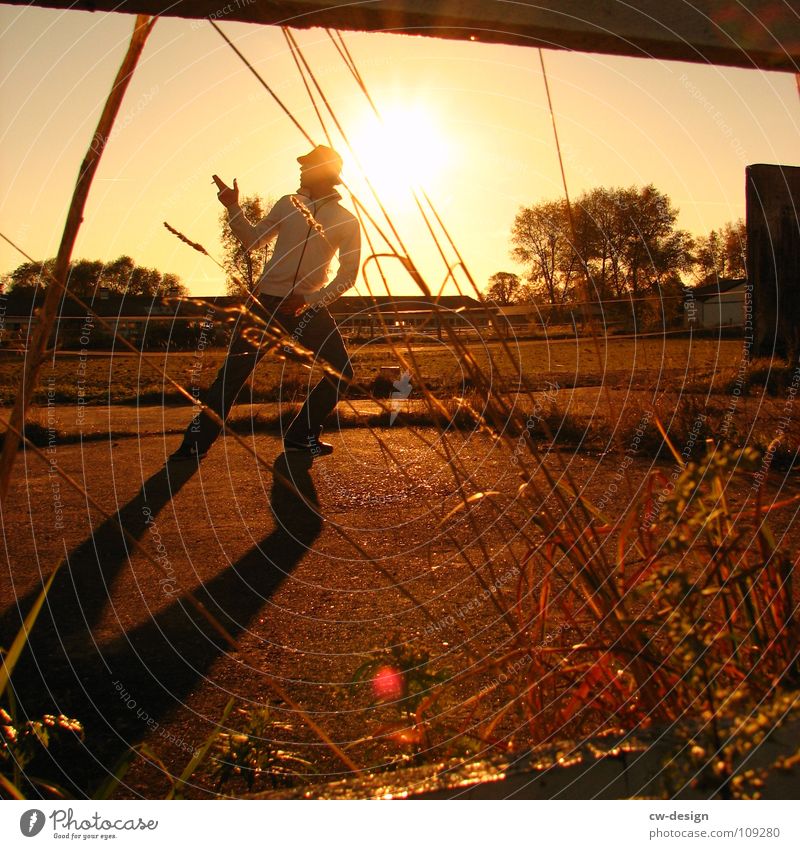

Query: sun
346,103,449,199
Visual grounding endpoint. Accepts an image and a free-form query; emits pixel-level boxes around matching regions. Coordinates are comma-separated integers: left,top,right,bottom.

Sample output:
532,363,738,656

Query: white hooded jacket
225,186,361,308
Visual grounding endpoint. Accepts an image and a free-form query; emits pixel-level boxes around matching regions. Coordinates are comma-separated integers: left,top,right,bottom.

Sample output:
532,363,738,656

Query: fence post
746,163,800,362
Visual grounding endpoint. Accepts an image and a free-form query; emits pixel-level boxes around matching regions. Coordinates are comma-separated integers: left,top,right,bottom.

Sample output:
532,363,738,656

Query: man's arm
225,196,285,253
304,216,361,308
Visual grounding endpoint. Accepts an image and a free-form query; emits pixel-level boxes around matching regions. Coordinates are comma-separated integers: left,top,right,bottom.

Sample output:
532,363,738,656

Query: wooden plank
4,0,800,72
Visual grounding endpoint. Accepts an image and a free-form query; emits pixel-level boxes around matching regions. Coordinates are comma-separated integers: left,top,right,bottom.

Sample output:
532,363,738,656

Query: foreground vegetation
3,322,798,799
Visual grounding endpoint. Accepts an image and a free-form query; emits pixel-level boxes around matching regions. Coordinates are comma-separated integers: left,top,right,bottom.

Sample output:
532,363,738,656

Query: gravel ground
2,413,797,798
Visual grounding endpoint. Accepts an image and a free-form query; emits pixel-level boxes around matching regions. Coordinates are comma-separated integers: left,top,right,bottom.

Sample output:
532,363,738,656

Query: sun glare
346,104,449,199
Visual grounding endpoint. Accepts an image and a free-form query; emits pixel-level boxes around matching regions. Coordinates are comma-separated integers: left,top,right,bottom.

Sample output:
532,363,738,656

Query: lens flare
371,665,405,701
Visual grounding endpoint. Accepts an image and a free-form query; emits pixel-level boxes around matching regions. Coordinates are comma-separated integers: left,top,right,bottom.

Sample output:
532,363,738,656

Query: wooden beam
5,0,800,73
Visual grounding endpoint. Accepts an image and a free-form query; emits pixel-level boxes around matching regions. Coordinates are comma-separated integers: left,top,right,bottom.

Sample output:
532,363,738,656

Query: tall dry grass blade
0,14,156,500
91,751,137,801
0,772,25,800
167,697,236,799
0,560,63,699
653,408,685,465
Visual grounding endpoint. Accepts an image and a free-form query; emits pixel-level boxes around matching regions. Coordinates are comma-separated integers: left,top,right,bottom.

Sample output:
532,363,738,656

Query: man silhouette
170,145,360,461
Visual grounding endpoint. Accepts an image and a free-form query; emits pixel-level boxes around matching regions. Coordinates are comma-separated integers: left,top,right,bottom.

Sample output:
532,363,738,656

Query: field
2,330,800,799
0,335,745,405
3,333,796,467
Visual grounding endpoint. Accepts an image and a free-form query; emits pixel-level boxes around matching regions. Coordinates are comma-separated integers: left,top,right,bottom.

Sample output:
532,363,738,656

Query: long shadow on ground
1,459,199,648
5,453,322,797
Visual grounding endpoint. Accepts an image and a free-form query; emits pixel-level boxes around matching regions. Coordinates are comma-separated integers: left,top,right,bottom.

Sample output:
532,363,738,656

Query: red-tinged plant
352,435,799,796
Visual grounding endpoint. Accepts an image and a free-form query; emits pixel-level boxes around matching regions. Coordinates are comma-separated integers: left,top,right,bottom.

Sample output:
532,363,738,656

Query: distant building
330,294,491,338
0,289,223,351
0,290,493,350
493,303,545,332
493,301,609,334
684,278,748,328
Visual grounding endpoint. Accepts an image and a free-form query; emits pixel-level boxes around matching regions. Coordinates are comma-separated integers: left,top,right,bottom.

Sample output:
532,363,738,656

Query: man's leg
284,306,354,443
175,306,275,456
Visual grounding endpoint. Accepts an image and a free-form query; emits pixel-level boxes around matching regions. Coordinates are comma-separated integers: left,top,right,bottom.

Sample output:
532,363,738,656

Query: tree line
1,186,745,308
487,184,746,307
1,255,187,298
1,194,276,299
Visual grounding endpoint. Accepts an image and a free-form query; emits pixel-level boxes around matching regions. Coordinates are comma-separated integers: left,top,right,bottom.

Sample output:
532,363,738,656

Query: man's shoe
283,434,334,457
168,444,207,463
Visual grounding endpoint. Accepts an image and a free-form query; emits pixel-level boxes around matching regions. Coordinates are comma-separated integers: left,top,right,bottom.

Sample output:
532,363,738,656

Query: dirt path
2,423,797,797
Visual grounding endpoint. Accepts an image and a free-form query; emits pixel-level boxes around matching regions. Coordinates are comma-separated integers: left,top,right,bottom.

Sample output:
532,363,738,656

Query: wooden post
0,15,156,499
747,164,800,362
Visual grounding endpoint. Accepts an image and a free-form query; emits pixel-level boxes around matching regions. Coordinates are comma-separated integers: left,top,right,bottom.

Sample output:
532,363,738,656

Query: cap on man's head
297,145,343,182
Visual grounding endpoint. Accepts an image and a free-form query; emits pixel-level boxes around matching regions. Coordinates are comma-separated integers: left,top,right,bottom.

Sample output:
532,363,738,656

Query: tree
160,273,184,295
5,259,56,292
614,185,692,295
3,256,187,298
219,194,274,296
693,218,747,285
95,257,180,297
511,185,693,308
577,185,692,297
575,188,627,299
104,257,188,297
101,255,136,293
66,260,104,296
511,200,580,305
485,271,522,305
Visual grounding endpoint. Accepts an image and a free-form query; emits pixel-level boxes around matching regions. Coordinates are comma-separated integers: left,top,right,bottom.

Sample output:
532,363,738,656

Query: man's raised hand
212,174,238,206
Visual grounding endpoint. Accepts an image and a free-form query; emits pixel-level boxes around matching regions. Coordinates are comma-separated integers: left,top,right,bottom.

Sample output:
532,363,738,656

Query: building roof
0,289,224,319
0,290,486,319
687,278,747,300
494,304,545,316
328,295,484,315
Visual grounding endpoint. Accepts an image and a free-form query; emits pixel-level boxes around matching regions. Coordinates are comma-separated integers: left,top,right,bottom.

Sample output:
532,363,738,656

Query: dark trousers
182,295,354,453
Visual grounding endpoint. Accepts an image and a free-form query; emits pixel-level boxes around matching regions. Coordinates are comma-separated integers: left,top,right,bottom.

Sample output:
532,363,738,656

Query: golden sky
1,8,798,297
